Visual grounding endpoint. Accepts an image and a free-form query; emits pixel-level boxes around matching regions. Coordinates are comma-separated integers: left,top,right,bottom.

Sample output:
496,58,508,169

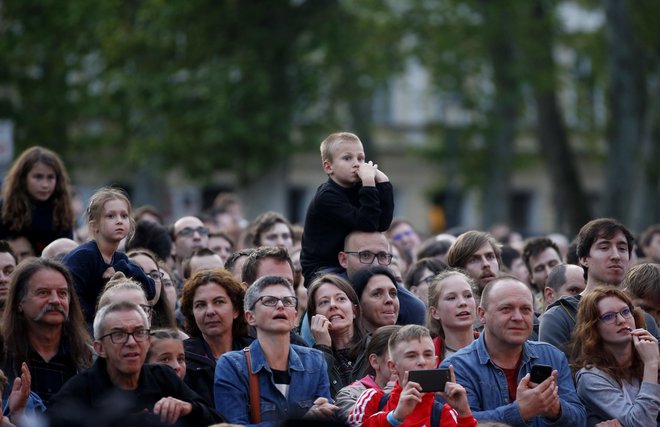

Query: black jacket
47,358,224,427
300,178,394,286
183,335,253,405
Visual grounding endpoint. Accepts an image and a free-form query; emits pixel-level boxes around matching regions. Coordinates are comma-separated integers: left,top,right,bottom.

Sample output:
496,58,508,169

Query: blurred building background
1,0,658,238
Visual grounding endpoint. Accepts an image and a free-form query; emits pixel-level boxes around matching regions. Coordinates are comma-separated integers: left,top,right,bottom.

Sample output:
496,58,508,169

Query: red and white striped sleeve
347,387,384,427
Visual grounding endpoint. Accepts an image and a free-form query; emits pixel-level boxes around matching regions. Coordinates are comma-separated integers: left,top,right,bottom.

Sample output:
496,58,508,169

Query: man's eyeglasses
251,295,298,310
99,329,151,344
392,229,416,242
344,251,393,266
139,304,153,316
177,226,209,238
599,307,633,324
147,270,164,281
419,275,435,286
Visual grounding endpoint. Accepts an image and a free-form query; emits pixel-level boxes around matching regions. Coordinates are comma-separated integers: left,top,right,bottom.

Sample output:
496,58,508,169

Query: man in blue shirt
441,276,586,427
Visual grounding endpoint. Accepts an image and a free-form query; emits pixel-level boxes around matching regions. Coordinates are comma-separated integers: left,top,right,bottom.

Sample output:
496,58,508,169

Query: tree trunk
480,1,518,230
602,0,647,226
523,0,591,236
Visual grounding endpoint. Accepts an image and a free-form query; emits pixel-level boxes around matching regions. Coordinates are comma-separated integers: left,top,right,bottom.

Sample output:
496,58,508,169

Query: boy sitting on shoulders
301,132,394,286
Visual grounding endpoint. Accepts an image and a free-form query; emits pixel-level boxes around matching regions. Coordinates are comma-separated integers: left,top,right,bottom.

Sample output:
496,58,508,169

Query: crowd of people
0,137,656,427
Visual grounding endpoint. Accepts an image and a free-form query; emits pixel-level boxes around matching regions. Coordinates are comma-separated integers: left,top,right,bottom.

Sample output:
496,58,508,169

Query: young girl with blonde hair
64,187,155,325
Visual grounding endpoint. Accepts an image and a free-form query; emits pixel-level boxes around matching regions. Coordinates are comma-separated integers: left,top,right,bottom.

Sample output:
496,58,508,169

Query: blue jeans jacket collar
248,339,306,374
475,333,540,367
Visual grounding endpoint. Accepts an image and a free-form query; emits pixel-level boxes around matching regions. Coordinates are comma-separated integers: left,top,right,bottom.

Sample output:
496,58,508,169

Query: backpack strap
377,392,391,412
379,391,442,427
430,402,442,427
244,347,261,424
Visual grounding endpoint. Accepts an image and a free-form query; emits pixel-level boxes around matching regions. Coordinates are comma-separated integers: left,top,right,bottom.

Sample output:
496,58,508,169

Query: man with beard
1,258,93,404
447,231,502,297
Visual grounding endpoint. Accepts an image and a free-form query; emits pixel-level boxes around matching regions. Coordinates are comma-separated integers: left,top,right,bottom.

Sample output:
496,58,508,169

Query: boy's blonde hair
320,132,362,163
388,324,432,359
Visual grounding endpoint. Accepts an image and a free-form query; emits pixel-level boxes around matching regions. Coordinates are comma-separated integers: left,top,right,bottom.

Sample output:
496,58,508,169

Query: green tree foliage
0,0,405,182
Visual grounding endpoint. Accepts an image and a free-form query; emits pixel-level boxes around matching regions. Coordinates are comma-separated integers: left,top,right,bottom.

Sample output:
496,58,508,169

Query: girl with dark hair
0,146,74,255
570,287,659,427
307,274,369,398
147,329,186,380
335,325,400,420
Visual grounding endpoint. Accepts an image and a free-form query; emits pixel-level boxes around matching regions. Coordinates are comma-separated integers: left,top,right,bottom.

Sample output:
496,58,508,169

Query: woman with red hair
570,287,659,427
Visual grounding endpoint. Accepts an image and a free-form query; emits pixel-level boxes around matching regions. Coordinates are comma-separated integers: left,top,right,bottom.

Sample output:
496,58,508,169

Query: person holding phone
570,287,659,427
348,325,477,427
441,276,586,426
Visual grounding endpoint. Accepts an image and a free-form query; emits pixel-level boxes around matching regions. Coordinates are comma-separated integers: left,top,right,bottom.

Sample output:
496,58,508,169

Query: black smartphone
530,364,552,383
407,368,451,392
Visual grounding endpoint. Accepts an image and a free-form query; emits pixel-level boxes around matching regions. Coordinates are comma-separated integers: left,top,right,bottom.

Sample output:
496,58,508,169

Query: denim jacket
440,335,586,427
214,339,332,426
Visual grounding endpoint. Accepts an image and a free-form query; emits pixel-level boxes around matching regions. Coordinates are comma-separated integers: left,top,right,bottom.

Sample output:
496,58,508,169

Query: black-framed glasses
599,307,633,324
251,295,298,310
147,270,164,281
139,304,153,316
99,329,151,344
177,226,209,237
344,251,393,266
419,275,435,286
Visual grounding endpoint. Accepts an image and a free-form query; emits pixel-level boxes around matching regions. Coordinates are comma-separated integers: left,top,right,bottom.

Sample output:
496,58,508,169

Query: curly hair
569,286,645,385
1,146,73,232
180,268,247,339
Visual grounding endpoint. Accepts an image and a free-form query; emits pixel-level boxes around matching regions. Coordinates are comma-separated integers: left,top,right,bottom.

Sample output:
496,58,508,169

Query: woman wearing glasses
179,268,251,405
307,274,369,398
570,287,659,427
127,249,177,330
403,257,448,306
215,275,338,424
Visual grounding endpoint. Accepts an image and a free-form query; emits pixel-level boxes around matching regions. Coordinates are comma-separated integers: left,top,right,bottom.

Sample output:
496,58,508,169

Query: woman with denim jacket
214,276,338,426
